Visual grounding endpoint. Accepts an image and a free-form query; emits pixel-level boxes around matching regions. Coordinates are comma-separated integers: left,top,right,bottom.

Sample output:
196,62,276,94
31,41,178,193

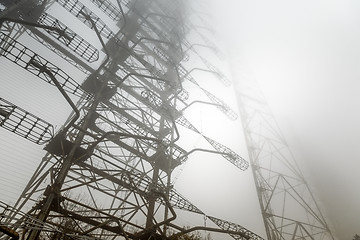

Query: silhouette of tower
0,1,260,239
233,69,336,240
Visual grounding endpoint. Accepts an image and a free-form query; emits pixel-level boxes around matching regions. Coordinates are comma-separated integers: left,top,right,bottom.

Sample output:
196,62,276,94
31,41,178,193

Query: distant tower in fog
233,69,336,240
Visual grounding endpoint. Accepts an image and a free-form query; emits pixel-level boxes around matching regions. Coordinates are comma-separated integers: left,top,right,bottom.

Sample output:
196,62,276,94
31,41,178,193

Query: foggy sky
208,0,360,239
1,1,360,239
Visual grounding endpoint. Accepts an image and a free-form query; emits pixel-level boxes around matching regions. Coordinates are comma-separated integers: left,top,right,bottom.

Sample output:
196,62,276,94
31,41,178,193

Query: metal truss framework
0,1,259,240
0,97,54,144
235,75,336,240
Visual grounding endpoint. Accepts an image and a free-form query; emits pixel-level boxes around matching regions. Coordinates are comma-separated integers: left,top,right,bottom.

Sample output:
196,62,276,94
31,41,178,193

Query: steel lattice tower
233,69,336,240
0,1,262,240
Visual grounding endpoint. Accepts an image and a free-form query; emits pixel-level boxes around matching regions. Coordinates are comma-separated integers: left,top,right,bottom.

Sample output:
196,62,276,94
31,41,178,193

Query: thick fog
1,1,359,239
207,0,360,239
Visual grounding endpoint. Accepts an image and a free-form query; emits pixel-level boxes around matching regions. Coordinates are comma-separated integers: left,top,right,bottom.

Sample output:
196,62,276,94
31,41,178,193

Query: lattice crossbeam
0,32,84,97
0,97,53,144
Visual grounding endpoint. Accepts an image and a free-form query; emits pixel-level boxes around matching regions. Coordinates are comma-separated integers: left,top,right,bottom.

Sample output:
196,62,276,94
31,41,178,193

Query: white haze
0,1,359,239
207,0,360,239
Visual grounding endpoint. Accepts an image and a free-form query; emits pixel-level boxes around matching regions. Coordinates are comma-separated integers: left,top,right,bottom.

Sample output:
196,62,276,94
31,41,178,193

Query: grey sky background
1,1,360,240
206,0,360,239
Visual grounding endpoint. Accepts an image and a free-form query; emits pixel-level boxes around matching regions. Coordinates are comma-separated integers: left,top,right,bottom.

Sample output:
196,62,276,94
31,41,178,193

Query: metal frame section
0,33,85,97
0,97,54,144
208,216,264,240
0,0,258,239
234,76,336,239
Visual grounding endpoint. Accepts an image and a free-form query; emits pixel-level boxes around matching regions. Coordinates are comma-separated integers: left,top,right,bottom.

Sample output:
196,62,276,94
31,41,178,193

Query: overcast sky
206,0,360,239
1,1,360,239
